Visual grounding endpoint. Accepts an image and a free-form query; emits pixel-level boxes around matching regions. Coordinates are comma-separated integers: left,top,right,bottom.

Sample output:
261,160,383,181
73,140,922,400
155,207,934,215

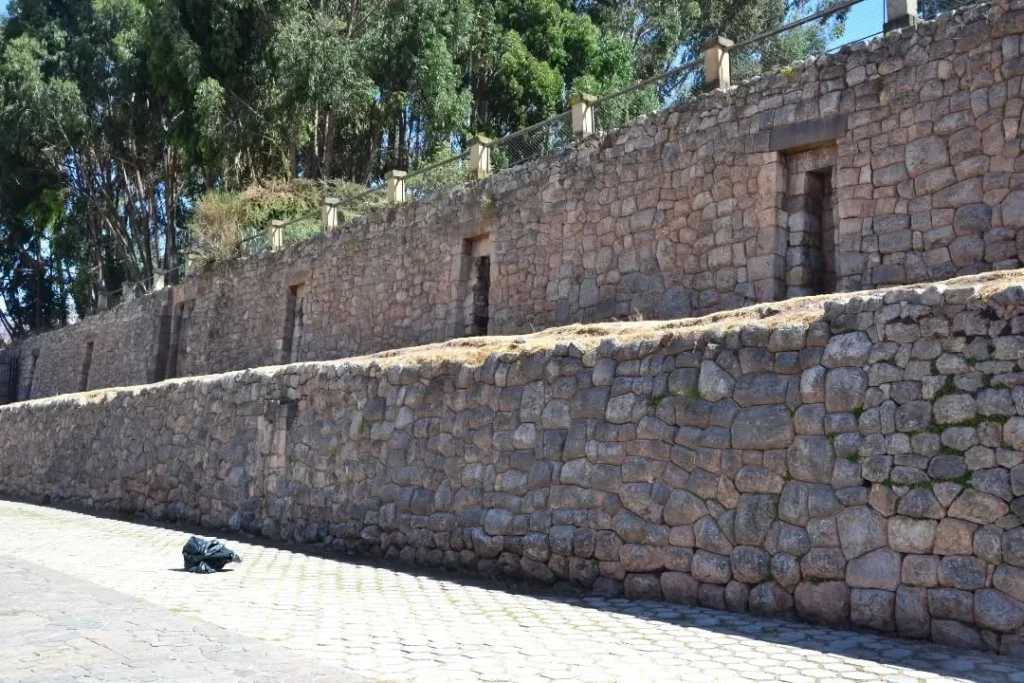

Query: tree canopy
0,0,844,337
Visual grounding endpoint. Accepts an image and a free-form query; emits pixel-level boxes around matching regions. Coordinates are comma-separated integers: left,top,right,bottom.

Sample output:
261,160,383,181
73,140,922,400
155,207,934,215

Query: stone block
692,549,732,585
838,507,887,560
661,571,698,604
851,588,896,632
748,582,794,617
624,573,662,599
948,489,1010,524
801,547,846,580
734,493,778,546
825,368,868,412
938,554,986,591
822,331,872,368
732,405,793,449
929,587,975,622
888,516,937,554
894,585,929,639
975,589,1024,632
847,548,901,590
663,490,708,526
795,581,850,626
698,361,734,402
934,518,978,555
932,619,985,650
787,436,835,485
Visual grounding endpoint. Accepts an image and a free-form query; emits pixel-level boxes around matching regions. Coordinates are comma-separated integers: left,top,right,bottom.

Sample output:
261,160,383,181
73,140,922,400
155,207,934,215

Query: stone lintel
769,115,849,153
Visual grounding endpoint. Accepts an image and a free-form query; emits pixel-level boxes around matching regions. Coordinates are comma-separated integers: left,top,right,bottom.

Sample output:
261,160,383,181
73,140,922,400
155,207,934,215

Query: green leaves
0,0,846,333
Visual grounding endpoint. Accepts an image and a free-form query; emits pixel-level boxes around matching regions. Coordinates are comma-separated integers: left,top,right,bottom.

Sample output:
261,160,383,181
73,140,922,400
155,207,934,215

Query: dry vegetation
341,269,1024,370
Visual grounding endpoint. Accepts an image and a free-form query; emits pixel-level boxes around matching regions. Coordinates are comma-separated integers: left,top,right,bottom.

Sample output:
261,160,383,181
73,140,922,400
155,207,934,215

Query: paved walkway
1,501,1022,683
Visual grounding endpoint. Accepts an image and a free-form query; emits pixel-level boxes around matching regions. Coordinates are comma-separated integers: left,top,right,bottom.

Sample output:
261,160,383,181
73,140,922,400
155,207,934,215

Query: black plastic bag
182,536,242,573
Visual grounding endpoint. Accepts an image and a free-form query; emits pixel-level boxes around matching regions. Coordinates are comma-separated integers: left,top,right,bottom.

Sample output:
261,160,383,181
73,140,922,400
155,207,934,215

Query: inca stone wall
2,272,1024,655
4,0,1024,401
1,295,167,402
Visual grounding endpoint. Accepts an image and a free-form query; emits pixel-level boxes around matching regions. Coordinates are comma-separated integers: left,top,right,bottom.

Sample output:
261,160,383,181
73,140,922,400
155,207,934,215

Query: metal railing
241,0,875,251
16,0,955,339
228,208,318,257
213,0,885,259
491,111,574,171
405,150,471,201
593,61,703,132
327,184,389,222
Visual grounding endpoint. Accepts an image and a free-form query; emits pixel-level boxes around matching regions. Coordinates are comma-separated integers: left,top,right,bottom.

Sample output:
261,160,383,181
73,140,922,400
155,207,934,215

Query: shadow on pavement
7,495,1019,683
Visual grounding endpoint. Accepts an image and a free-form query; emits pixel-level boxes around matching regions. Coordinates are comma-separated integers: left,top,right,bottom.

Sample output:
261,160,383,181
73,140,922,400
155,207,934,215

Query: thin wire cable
728,0,866,53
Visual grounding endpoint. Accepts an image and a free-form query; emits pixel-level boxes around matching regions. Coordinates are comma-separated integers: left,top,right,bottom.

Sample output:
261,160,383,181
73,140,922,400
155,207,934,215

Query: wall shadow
4,495,1018,683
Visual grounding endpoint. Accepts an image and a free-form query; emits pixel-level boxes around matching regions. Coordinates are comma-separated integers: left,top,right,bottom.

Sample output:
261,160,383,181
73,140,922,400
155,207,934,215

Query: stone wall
2,271,1024,655
0,295,166,401
4,0,1024,401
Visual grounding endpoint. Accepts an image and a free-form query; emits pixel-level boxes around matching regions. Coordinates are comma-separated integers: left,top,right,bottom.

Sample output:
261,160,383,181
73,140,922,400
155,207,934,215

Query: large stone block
731,405,793,449
619,544,666,572
624,573,662,600
795,581,850,626
994,564,1024,603
948,489,1009,524
735,465,785,494
851,588,896,632
786,436,835,484
895,586,930,638
692,550,732,585
937,555,986,590
698,361,734,402
825,368,868,412
661,571,698,604
748,582,794,617
731,546,772,584
837,507,887,560
975,589,1024,632
694,516,733,555
822,332,872,368
888,516,937,554
734,373,789,407
934,518,977,555
801,547,846,580
663,490,708,526
734,493,778,546
929,587,975,622
847,548,901,590
905,136,949,176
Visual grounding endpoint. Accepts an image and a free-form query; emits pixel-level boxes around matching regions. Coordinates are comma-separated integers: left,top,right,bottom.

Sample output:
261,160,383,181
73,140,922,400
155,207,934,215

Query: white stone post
468,135,492,180
884,0,919,32
703,37,734,91
323,196,341,232
386,170,407,204
570,94,597,137
269,219,285,252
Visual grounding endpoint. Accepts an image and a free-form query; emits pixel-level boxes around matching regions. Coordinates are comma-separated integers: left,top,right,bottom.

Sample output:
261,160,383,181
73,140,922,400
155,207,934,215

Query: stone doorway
282,282,308,364
785,147,838,298
460,236,491,336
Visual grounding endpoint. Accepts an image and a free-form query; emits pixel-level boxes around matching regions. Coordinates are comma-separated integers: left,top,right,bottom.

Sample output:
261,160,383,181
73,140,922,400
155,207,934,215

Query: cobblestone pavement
0,556,365,682
1,501,1022,683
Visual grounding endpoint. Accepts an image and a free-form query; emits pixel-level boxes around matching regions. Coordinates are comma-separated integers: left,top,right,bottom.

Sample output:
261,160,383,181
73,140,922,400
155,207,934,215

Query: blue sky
831,0,886,48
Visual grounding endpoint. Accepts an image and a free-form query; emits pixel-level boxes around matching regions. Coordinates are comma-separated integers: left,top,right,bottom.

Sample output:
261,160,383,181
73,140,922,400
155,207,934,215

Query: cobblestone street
1,500,1022,683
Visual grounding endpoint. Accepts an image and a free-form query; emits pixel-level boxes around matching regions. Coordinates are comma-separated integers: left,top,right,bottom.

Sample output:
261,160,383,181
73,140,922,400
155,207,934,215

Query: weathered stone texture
2,273,1024,658
3,0,1023,403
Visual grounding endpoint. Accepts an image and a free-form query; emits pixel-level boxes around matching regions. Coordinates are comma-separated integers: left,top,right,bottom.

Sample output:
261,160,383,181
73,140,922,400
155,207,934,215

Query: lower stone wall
2,272,1024,655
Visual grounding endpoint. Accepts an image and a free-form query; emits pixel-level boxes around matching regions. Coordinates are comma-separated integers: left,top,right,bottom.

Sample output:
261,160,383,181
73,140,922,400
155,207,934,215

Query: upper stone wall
3,0,1023,400
2,270,1023,655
